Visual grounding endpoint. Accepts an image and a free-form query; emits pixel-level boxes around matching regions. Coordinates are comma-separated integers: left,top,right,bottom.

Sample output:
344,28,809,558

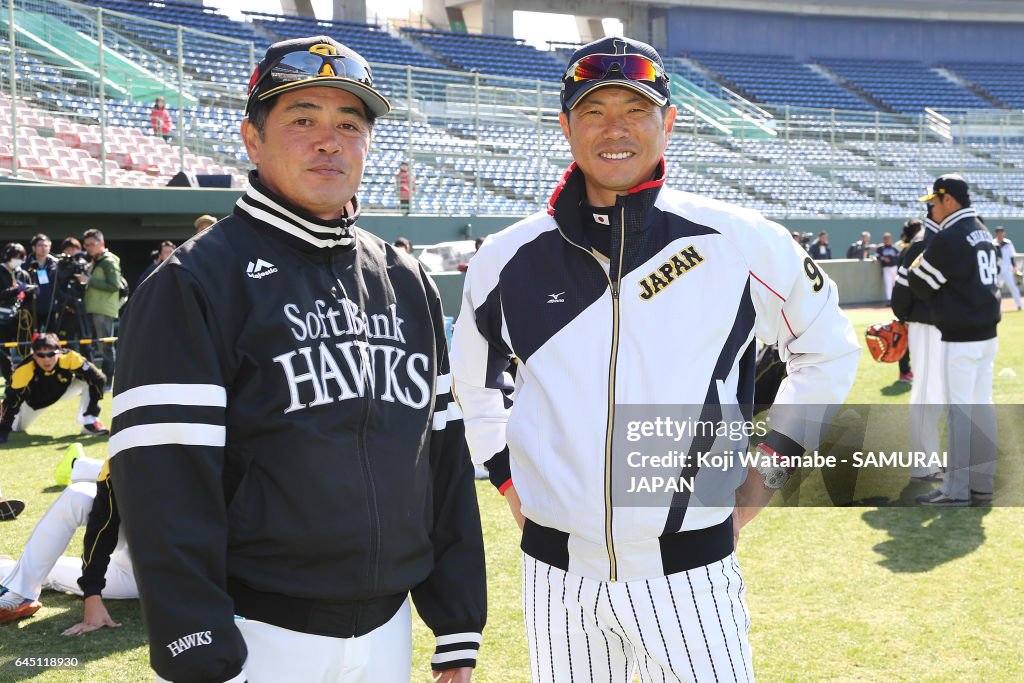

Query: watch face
759,465,790,490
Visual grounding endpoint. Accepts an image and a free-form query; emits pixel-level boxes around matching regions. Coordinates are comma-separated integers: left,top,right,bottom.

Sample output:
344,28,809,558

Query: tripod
43,288,91,355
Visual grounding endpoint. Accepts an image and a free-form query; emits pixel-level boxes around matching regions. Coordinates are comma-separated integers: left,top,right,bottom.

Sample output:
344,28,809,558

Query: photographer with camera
45,249,91,344
23,234,59,334
1,243,36,383
75,230,121,384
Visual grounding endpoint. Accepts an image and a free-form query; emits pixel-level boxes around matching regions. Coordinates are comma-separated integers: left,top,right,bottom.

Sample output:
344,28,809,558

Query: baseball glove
865,320,908,363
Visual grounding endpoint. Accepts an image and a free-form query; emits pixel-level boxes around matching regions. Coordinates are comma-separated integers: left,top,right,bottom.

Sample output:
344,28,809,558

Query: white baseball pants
997,271,1022,309
523,553,753,683
9,378,96,431
1,470,135,601
882,266,898,301
155,599,412,683
907,322,945,476
940,338,998,500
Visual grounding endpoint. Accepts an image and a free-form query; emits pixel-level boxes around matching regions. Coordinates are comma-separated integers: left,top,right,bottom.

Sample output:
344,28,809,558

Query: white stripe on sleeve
435,632,483,647
109,423,226,458
431,649,480,666
113,384,227,418
433,402,464,430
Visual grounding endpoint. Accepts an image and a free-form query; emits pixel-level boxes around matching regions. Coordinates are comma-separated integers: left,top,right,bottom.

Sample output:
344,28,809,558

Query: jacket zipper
556,207,626,581
330,253,381,594
604,207,626,581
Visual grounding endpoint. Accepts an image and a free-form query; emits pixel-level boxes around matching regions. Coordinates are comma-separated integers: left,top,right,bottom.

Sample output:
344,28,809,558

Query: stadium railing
1,0,1022,220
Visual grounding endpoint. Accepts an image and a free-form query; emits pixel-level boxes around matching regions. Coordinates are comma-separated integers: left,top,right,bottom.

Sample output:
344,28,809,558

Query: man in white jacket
451,36,859,683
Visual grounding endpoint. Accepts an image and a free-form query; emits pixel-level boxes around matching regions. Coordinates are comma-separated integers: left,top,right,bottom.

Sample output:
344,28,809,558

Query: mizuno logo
247,259,278,279
547,292,565,304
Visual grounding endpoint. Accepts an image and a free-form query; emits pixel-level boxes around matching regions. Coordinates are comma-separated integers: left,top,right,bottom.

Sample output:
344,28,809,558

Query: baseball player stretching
451,37,859,683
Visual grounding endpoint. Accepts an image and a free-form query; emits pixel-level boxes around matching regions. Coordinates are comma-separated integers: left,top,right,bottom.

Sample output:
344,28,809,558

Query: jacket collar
547,158,667,217
938,206,979,231
235,171,360,250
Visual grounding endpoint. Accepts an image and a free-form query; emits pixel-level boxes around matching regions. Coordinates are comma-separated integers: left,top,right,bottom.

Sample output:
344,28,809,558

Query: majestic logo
547,292,566,304
167,631,213,657
637,245,704,300
247,259,278,279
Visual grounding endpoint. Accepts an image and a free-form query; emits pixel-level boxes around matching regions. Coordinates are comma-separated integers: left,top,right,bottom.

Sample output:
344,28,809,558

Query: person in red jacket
149,96,173,141
395,160,415,214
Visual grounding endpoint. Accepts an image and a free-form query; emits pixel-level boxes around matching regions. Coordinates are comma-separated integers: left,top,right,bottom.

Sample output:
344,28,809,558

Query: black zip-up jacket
908,207,1000,341
891,238,934,324
110,174,486,683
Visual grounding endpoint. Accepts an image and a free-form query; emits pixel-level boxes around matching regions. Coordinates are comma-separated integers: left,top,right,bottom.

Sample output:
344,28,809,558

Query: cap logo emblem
309,43,339,57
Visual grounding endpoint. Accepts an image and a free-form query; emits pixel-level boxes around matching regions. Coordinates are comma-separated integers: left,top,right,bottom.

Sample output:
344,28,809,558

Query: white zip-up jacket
451,162,859,581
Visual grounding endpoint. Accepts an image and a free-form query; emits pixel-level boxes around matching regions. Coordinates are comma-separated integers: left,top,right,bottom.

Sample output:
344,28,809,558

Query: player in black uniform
0,333,108,444
908,174,1000,506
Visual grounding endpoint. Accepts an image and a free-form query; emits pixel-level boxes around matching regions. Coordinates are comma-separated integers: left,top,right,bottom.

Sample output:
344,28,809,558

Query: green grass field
1,307,1021,682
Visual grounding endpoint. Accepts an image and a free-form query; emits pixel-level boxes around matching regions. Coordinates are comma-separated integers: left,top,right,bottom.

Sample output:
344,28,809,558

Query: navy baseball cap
245,36,391,118
561,37,670,112
919,174,970,204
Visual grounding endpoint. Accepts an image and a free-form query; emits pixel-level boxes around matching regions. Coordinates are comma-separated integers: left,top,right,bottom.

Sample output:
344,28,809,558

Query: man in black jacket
110,36,485,683
908,174,1000,506
891,218,943,479
846,231,874,260
25,233,58,333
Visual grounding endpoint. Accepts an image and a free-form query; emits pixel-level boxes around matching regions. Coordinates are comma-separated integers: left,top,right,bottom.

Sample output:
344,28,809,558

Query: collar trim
939,206,978,231
236,172,358,249
546,157,667,215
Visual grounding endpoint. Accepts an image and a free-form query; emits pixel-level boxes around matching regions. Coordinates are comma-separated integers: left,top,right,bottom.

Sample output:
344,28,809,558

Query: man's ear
663,105,677,140
559,111,571,142
241,119,261,166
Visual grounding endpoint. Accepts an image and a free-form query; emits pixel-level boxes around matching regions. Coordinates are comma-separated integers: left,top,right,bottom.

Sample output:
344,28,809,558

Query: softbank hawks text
273,299,431,413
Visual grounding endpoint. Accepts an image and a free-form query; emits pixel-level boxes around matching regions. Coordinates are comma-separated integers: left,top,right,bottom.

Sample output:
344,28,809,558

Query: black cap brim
256,78,391,118
564,79,668,110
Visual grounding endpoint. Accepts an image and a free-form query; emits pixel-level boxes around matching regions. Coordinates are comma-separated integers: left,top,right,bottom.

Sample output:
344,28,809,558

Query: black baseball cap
245,36,391,119
561,37,670,112
919,174,970,204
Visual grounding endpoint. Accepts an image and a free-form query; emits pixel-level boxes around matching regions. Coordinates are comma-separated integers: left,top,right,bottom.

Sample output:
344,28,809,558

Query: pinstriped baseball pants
522,553,753,683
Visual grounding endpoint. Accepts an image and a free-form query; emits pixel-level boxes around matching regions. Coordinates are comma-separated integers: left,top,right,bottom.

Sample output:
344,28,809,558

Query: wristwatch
755,444,791,490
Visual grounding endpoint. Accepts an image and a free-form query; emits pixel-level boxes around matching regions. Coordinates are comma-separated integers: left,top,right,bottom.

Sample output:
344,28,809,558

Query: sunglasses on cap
249,49,373,101
565,53,665,84
34,350,59,358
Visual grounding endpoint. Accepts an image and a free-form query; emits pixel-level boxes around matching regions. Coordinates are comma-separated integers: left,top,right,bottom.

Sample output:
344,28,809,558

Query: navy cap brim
565,79,668,110
256,78,391,118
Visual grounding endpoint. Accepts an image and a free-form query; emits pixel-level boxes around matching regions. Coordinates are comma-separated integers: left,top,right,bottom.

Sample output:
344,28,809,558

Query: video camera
53,252,89,301
799,232,815,250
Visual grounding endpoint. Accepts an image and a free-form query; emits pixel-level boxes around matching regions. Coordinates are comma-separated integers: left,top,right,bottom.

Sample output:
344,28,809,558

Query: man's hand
62,595,121,636
75,273,89,285
732,466,778,550
504,483,525,531
433,666,473,682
